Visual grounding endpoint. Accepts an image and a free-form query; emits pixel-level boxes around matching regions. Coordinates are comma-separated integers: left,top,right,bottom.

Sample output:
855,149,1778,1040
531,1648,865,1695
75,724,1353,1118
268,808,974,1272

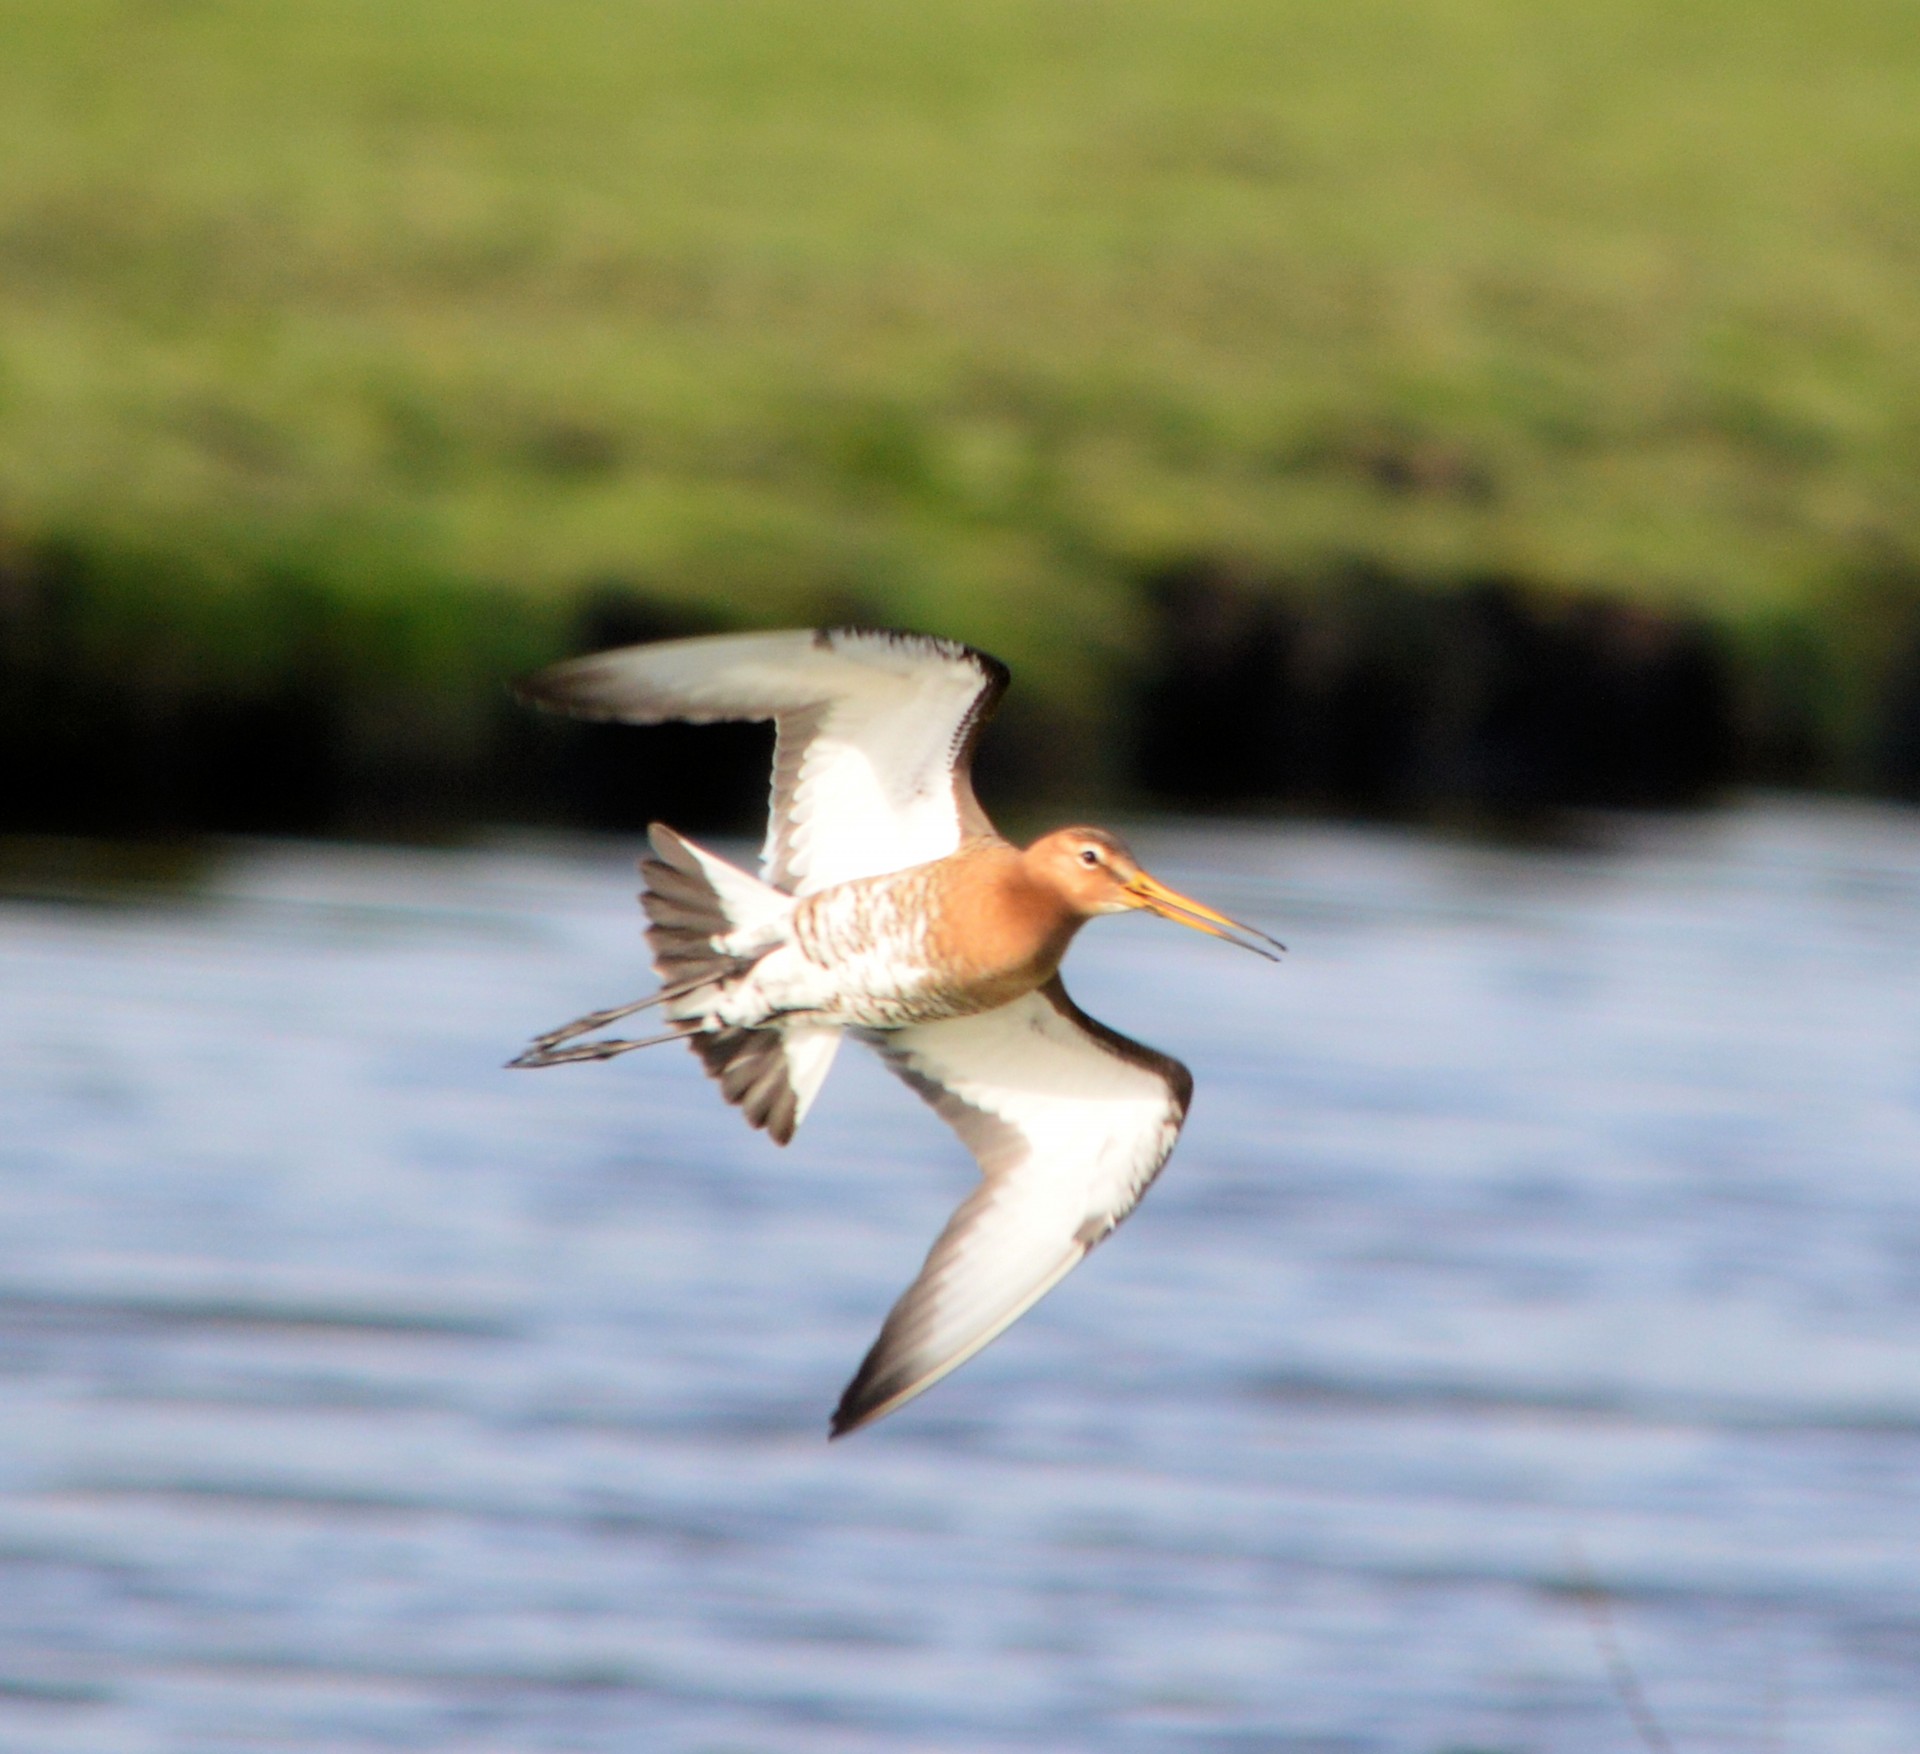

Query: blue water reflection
2,803,1919,1752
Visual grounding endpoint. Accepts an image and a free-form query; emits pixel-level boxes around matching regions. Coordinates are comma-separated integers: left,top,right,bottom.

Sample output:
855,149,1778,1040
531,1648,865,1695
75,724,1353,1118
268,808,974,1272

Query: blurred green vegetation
2,0,1919,779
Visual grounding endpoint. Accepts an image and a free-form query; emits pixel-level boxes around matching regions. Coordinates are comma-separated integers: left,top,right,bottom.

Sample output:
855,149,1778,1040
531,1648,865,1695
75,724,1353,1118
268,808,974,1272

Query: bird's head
1022,828,1284,960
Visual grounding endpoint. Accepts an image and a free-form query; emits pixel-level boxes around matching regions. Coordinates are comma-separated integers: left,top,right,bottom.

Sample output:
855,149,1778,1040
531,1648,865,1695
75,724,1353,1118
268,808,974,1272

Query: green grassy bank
3,0,1920,820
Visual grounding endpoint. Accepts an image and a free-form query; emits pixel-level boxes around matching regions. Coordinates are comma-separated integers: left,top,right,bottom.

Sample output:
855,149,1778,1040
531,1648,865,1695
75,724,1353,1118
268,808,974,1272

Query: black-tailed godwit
512,628,1281,1435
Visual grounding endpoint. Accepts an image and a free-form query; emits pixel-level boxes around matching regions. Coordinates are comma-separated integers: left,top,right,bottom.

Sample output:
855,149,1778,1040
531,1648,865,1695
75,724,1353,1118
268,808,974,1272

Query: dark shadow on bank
1127,560,1869,834
3,536,1918,845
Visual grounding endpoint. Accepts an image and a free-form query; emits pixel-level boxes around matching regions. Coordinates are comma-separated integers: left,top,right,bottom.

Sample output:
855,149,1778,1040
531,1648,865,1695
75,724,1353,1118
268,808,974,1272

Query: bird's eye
1080,848,1100,867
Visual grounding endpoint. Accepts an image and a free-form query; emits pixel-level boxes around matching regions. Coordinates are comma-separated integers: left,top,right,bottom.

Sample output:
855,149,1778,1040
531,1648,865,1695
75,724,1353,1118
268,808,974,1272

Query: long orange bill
1124,873,1286,961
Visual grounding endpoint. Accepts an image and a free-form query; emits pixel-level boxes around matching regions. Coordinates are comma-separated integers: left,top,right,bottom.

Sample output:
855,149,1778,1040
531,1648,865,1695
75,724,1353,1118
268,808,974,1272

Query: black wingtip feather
826,1324,901,1437
828,1386,877,1440
511,657,626,723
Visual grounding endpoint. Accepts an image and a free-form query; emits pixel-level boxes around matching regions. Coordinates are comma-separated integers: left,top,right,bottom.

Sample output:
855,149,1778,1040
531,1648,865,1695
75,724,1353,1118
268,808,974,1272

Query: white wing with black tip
518,627,1008,894
834,978,1193,1436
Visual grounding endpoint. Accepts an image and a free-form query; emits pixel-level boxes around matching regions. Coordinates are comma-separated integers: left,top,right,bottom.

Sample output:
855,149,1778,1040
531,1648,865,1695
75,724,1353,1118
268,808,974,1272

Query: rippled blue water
3,804,1920,1753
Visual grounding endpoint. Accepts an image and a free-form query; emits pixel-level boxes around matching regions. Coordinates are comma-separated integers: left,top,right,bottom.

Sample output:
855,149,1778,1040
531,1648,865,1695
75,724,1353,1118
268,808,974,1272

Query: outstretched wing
518,627,1008,894
836,978,1193,1436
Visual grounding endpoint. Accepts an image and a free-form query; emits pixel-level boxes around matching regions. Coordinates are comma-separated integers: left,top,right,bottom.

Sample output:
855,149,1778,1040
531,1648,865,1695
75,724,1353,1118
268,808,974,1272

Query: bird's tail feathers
686,1022,841,1146
640,824,840,1144
639,823,789,996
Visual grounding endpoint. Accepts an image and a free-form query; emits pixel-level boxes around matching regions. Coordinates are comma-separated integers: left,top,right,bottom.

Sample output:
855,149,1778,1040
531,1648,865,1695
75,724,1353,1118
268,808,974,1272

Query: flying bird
511,628,1281,1435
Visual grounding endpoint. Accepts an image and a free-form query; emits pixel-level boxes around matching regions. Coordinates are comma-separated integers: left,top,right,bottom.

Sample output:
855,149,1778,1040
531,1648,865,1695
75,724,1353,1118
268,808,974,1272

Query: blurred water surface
3,803,1920,1754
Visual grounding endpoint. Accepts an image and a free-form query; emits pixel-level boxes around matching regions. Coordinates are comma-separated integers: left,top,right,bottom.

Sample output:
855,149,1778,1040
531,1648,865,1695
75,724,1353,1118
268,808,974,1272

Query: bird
510,626,1281,1436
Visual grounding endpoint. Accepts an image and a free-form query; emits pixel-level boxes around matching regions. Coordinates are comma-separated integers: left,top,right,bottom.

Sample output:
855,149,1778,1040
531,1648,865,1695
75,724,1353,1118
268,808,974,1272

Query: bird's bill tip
1123,872,1285,960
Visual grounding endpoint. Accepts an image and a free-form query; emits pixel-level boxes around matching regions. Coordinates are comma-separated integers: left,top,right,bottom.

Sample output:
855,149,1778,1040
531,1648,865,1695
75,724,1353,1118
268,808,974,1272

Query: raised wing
835,978,1193,1436
518,627,1008,894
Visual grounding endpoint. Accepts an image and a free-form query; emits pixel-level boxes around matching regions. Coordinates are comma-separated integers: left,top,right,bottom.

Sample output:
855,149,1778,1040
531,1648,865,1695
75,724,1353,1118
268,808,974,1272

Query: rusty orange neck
927,839,1087,1004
